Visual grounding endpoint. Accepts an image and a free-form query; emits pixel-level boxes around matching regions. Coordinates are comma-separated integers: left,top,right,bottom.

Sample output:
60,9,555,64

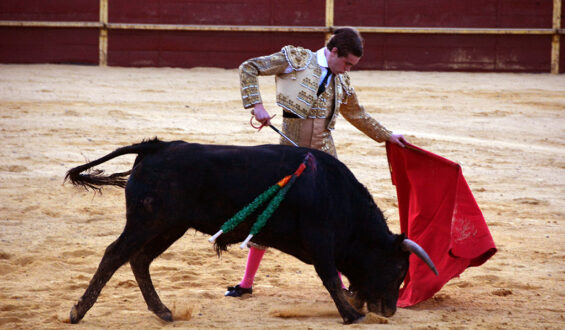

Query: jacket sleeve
339,91,392,143
239,51,290,109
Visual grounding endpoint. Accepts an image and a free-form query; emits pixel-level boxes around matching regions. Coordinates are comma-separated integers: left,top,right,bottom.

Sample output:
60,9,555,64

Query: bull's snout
367,299,396,317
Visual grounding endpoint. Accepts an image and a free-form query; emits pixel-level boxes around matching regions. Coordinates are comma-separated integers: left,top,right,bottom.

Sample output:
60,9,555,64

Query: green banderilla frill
250,174,297,236
239,174,298,248
221,183,281,233
208,152,312,247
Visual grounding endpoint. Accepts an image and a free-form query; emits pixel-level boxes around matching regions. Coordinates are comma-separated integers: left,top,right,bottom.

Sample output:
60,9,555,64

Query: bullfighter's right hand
251,104,272,127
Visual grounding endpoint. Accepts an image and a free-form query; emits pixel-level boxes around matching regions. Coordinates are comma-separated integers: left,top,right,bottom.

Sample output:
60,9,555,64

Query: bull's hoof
69,305,81,324
352,315,366,324
155,309,173,322
342,310,365,324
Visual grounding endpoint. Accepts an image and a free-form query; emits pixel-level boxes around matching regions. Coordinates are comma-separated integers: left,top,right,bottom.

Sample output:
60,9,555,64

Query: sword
250,115,299,147
268,124,299,147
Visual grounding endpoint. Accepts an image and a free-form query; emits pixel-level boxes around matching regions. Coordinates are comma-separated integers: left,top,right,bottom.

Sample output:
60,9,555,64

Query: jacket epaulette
281,45,313,71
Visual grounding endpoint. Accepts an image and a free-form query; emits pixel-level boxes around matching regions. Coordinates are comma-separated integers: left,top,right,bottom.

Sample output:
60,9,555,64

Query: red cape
386,142,497,307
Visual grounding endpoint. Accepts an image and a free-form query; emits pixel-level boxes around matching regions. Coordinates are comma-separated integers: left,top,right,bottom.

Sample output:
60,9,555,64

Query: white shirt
316,48,332,88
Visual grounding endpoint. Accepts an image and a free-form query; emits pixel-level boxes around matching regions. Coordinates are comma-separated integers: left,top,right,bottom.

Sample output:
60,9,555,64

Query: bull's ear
394,234,407,250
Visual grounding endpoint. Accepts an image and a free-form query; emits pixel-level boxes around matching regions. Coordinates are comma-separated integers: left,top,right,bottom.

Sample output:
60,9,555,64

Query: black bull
65,139,437,324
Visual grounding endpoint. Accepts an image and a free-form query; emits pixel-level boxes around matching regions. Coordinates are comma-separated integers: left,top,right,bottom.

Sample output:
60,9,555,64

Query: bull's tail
65,138,166,191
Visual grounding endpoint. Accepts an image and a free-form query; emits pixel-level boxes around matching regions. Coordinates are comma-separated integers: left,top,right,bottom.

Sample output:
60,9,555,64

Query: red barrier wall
109,0,325,25
109,30,323,68
335,0,553,28
336,0,555,72
0,0,99,64
0,0,561,72
359,34,552,72
0,0,98,22
107,0,325,67
0,27,99,64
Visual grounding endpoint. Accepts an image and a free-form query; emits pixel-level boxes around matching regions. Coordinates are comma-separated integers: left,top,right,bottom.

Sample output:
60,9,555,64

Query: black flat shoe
225,284,253,297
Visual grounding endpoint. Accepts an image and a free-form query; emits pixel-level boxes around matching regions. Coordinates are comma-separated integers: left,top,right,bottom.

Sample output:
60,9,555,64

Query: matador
226,27,407,298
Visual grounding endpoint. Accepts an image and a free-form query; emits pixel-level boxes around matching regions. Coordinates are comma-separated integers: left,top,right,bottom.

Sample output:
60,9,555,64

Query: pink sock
240,246,266,288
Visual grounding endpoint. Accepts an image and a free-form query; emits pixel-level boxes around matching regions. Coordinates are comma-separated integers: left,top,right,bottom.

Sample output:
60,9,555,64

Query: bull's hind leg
70,229,153,324
129,226,188,322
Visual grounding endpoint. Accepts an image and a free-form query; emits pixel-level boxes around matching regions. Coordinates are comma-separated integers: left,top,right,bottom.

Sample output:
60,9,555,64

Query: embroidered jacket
239,45,392,142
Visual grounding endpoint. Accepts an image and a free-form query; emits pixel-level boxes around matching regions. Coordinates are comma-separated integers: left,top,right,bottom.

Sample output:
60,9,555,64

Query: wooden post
325,0,334,41
551,0,561,74
99,0,108,66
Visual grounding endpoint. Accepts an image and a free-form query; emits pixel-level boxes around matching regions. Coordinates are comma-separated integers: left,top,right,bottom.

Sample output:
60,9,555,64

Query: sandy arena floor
0,64,564,329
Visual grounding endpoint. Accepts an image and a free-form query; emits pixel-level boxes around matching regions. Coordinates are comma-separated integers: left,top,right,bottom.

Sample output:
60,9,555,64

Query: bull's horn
402,239,439,275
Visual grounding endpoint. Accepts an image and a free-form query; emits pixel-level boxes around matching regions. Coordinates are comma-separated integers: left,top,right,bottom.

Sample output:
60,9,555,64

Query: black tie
317,69,332,96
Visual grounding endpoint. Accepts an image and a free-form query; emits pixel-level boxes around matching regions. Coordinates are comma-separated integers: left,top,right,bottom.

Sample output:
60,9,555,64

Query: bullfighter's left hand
389,133,407,148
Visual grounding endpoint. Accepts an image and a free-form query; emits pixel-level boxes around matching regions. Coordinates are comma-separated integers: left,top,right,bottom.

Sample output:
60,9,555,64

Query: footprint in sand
0,317,22,327
64,110,80,116
0,304,19,312
107,109,131,118
0,165,27,173
64,283,88,291
42,209,60,217
170,273,197,282
61,249,96,259
12,256,36,267
472,274,500,284
513,197,549,206
0,263,16,275
455,281,473,288
492,288,513,296
115,280,137,288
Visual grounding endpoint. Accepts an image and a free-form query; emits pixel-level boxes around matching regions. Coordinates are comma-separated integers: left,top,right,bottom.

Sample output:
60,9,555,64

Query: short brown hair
326,27,364,57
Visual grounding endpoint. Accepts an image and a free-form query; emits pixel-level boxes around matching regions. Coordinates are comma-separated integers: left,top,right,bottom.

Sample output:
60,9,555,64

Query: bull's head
349,235,437,317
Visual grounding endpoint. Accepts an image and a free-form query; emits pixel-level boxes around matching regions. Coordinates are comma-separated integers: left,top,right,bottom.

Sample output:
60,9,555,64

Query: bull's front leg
313,264,364,324
347,291,366,312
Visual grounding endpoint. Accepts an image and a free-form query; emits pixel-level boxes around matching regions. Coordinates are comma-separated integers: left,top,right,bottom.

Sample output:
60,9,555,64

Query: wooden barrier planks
0,0,98,22
0,27,99,64
0,0,562,73
335,0,553,28
109,0,325,26
360,33,551,72
108,30,323,68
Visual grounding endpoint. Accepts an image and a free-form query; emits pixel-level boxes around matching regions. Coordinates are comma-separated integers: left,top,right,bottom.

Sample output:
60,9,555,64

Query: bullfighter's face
327,47,360,74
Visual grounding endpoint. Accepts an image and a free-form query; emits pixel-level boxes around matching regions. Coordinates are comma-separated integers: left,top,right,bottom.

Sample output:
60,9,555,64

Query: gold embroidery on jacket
282,46,313,70
281,118,337,157
297,90,316,107
240,51,289,108
239,45,392,143
300,77,318,93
